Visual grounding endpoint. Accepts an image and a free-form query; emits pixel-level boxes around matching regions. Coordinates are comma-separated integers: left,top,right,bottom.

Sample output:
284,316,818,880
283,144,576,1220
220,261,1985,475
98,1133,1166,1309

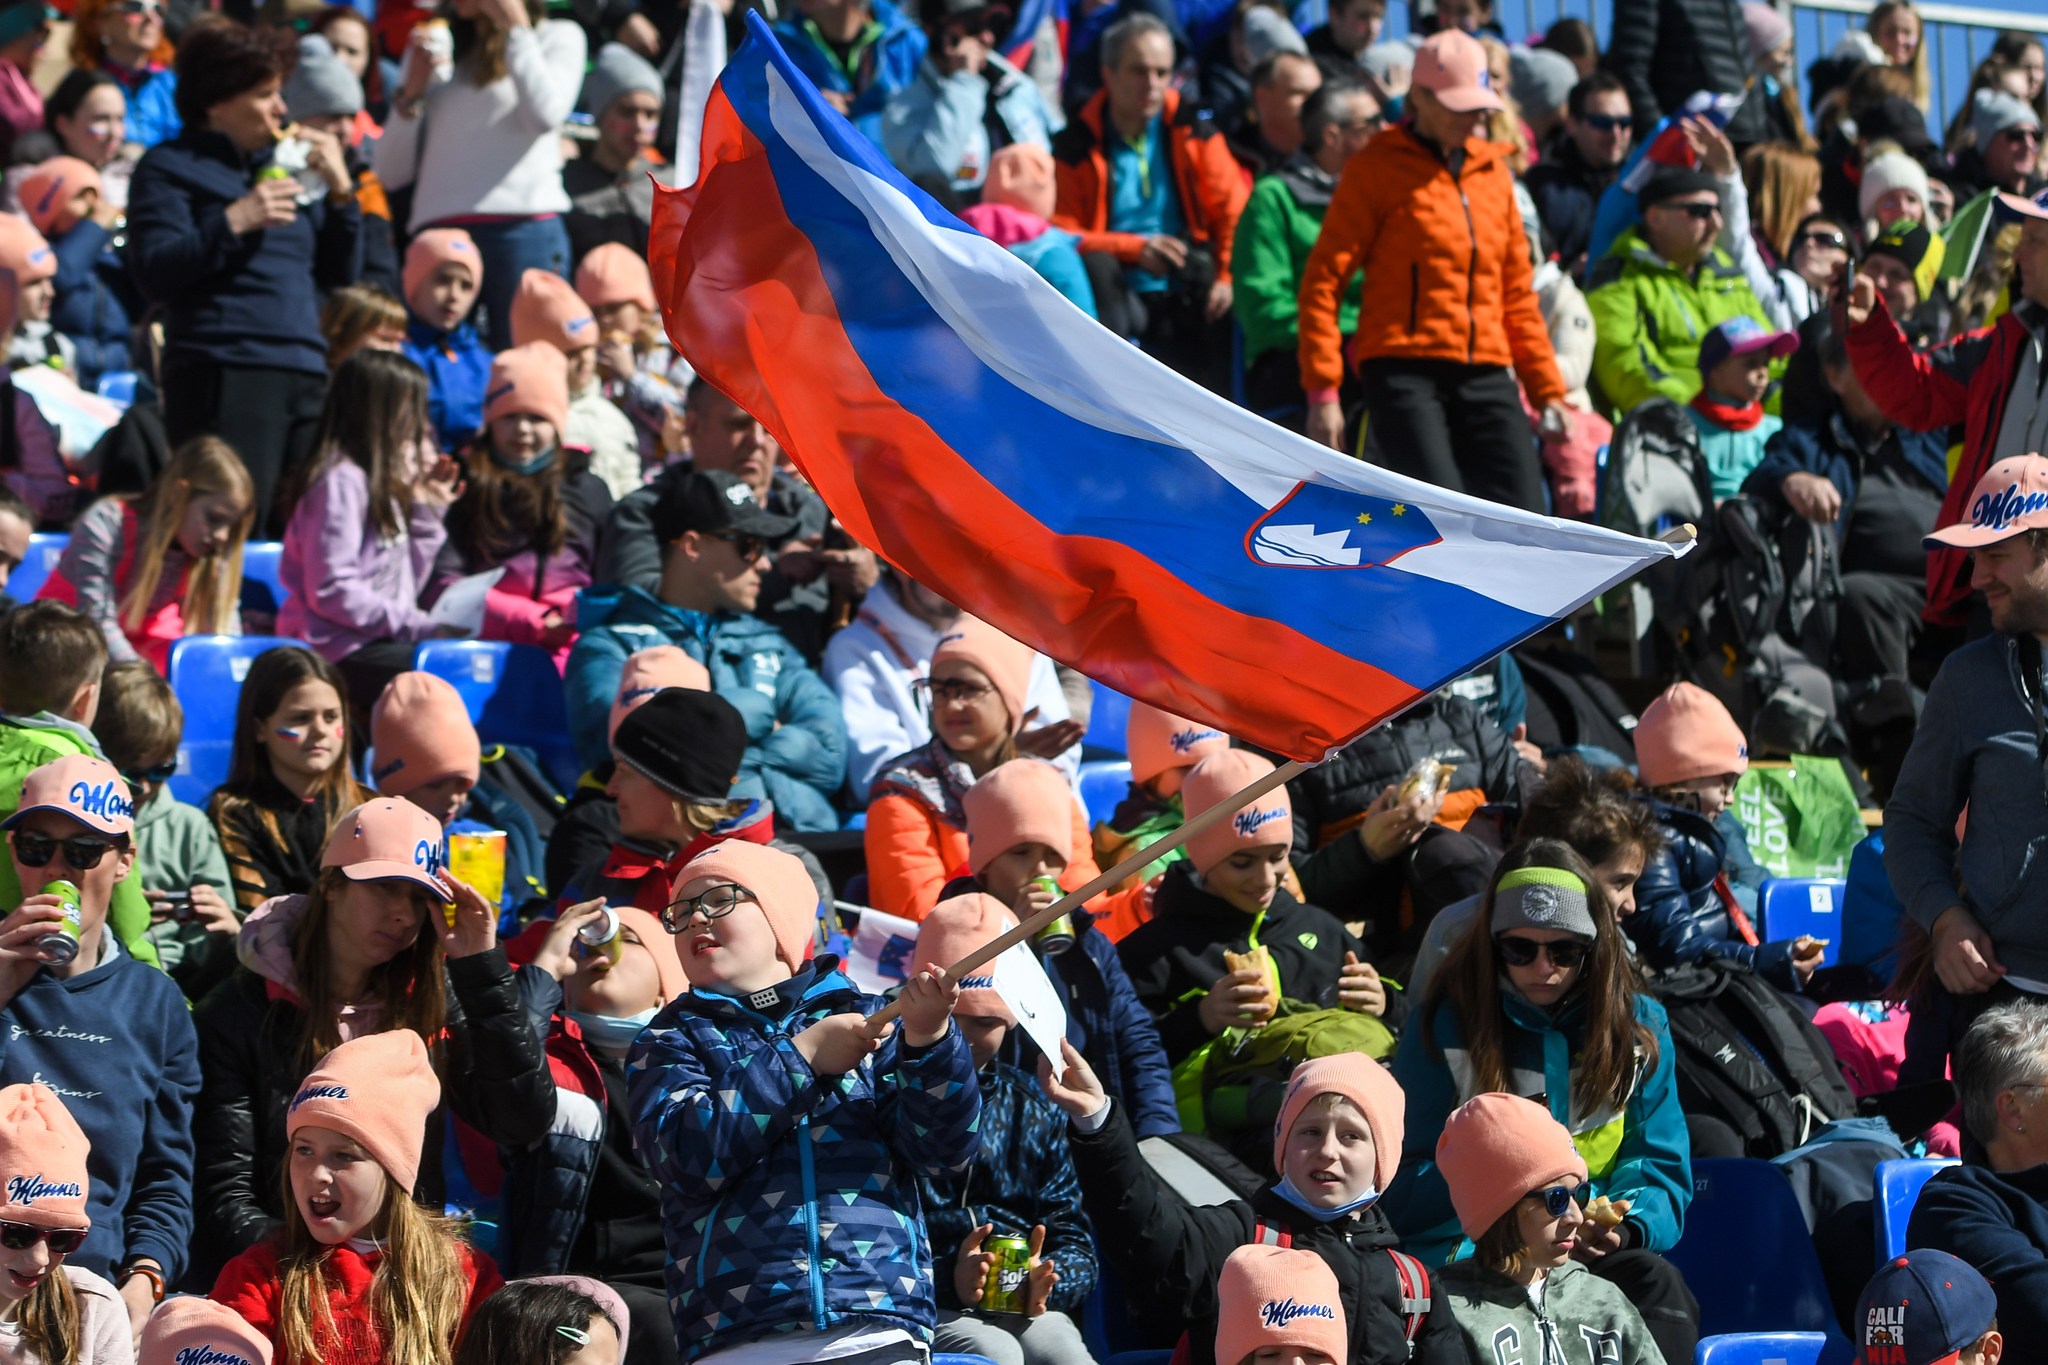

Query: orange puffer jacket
1050,87,1250,281
1298,124,1565,406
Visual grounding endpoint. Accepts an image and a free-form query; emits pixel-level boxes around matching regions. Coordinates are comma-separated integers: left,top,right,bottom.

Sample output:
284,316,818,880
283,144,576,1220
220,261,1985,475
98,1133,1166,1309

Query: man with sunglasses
568,468,850,832
1524,72,1632,279
1941,90,2042,287
0,754,198,1339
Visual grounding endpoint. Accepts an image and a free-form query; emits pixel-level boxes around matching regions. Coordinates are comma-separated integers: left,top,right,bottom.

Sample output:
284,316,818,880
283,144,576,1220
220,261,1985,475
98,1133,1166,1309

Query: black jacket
127,128,361,376
1524,134,1619,276
1067,1101,1465,1365
189,945,552,1278
1601,0,1764,145
1118,862,1380,1066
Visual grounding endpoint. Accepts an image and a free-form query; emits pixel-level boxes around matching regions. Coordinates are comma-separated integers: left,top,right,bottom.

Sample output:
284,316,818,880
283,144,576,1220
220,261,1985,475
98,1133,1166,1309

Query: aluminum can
35,880,80,965
981,1234,1032,1313
1029,877,1074,956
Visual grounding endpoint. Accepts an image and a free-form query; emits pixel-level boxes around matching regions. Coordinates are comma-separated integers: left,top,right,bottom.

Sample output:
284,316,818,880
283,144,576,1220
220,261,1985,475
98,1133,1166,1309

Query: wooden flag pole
867,754,1312,1026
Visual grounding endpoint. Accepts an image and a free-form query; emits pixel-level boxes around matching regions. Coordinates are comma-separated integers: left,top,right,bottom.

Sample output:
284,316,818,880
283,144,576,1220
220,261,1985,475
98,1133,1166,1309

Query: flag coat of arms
649,16,1686,762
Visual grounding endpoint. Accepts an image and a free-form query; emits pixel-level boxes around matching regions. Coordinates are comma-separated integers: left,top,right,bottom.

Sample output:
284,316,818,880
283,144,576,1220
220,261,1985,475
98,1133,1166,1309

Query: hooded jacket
1524,133,1621,277
278,455,448,662
1435,1257,1667,1365
1386,988,1691,1265
1601,0,1764,145
626,957,981,1364
1628,801,1777,985
188,896,552,1276
1298,124,1566,406
45,216,135,388
1050,87,1249,281
1233,154,1361,365
882,51,1062,195
565,584,848,832
1906,1161,2048,1348
402,315,492,456
1064,1100,1467,1365
1587,227,1774,413
773,0,927,147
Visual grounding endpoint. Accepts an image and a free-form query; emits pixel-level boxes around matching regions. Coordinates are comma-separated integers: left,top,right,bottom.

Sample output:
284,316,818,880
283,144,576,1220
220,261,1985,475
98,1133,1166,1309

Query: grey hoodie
1886,632,2048,981
1437,1258,1665,1365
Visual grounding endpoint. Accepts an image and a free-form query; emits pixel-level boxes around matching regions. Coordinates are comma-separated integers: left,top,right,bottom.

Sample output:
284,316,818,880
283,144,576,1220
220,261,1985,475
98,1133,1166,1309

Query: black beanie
611,689,749,804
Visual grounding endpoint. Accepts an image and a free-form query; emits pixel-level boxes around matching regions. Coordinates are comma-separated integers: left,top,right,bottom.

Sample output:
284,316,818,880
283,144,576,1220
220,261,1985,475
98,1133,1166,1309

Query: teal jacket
1384,988,1691,1265
1586,228,1772,414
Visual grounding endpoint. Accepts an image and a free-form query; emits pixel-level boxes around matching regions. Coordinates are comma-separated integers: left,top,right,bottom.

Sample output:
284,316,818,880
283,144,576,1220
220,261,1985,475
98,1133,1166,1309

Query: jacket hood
0,711,106,756
1604,225,1735,276
1275,152,1339,209
586,582,784,645
669,956,860,1025
237,893,309,992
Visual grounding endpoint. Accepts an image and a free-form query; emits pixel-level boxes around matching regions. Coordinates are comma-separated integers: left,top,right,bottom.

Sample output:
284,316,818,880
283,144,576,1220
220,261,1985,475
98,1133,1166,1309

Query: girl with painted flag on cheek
209,1030,504,1365
0,1082,129,1365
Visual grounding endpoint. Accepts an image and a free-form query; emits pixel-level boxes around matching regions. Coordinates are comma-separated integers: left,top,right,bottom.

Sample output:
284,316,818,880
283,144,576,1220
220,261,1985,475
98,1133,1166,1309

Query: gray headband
1489,867,1597,940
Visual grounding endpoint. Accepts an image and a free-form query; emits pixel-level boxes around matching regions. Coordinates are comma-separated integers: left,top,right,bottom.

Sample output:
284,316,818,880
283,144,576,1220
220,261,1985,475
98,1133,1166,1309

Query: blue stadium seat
934,1356,1003,1365
1757,879,1846,968
240,541,287,617
412,640,583,792
1079,760,1131,828
1668,1159,1853,1364
1106,1355,1173,1365
94,371,138,405
167,636,309,806
1695,1333,1828,1365
1083,681,1133,760
10,532,66,602
1875,1157,1958,1262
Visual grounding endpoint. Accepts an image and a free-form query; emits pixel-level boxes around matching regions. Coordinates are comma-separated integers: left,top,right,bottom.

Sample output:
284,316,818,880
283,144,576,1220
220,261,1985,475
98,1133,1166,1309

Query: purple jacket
278,455,447,660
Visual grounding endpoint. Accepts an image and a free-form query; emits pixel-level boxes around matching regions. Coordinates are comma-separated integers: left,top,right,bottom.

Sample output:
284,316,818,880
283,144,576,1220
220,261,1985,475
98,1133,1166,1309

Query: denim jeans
440,214,572,351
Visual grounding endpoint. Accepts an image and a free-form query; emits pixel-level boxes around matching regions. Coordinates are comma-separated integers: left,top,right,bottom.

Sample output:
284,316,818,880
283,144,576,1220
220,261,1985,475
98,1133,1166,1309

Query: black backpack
1512,645,1639,763
1651,959,1857,1159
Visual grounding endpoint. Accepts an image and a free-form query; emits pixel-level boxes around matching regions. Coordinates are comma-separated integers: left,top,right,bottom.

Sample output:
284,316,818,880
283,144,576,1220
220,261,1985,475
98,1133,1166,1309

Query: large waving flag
648,15,1686,763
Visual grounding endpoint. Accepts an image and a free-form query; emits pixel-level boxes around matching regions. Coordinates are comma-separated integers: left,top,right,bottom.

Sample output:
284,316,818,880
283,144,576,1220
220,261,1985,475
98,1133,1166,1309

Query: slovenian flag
648,15,1687,764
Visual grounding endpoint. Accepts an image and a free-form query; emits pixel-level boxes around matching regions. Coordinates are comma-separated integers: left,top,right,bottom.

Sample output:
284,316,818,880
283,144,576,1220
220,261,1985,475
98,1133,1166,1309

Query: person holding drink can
0,754,200,1341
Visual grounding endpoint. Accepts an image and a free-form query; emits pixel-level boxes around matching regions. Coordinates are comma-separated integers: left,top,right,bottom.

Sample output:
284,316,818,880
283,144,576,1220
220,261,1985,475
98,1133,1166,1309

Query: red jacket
212,1238,503,1364
1845,298,2033,628
1050,87,1250,282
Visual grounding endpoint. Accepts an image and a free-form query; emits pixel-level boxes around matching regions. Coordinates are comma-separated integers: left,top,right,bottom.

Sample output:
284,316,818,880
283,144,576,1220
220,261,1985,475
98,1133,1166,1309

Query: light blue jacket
881,52,1061,194
774,0,927,148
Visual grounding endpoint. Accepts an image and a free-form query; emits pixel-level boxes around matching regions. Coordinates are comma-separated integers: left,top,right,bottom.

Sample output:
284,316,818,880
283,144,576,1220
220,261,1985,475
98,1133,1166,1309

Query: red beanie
1435,1093,1588,1241
1635,681,1750,789
1126,702,1228,787
485,342,571,438
19,158,99,237
930,615,1033,736
962,758,1074,875
402,227,483,304
1182,749,1293,874
371,672,481,798
1214,1245,1347,1365
574,242,658,313
671,840,818,973
914,893,1016,1022
0,1083,90,1231
510,268,599,355
0,213,55,287
287,1030,442,1193
1271,1052,1405,1191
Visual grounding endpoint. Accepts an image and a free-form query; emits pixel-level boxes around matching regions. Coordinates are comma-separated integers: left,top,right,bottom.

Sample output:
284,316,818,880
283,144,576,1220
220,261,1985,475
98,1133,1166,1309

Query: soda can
1029,877,1074,956
981,1234,1032,1314
35,880,81,966
575,905,624,966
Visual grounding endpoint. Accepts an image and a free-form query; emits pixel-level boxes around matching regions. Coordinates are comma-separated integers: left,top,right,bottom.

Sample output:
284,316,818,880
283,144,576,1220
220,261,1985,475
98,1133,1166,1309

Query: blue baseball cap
1856,1251,1997,1365
1994,185,2048,225
1698,316,1799,379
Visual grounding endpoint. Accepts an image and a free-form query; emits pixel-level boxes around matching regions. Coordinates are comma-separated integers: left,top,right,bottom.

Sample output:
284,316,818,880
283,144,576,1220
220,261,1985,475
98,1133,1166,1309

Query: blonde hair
1478,36,1529,173
321,286,408,371
1742,141,1823,260
15,1266,80,1365
1868,1,1930,110
120,436,253,638
278,1168,468,1365
675,798,750,835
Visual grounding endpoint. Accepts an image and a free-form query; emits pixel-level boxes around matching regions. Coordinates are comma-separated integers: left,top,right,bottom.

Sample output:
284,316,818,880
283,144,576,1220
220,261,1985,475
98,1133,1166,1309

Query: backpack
1175,1004,1397,1135
1512,645,1639,763
1652,959,1857,1158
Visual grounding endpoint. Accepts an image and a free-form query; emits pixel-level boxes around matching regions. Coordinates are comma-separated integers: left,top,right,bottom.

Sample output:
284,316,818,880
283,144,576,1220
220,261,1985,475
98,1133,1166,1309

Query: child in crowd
1092,701,1229,891
508,269,638,501
431,343,612,657
0,220,74,526
210,1031,505,1363
866,616,1078,919
912,893,1101,1365
1688,317,1796,500
1628,682,1808,989
206,647,373,912
1853,1251,2002,1365
0,602,152,957
950,756,1178,1135
1216,1246,1348,1365
399,229,491,455
958,146,1097,318
0,209,71,374
40,435,251,669
92,660,235,995
320,284,407,370
1040,1048,1463,1365
628,840,980,1364
21,155,131,389
1433,1094,1666,1365
0,482,32,602
0,1082,128,1365
280,349,460,708
590,685,752,914
455,1279,627,1365
138,1296,276,1365
574,242,687,467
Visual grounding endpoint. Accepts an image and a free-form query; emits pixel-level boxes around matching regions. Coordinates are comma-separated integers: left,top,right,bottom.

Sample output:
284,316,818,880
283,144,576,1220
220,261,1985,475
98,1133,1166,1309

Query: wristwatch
118,1262,165,1304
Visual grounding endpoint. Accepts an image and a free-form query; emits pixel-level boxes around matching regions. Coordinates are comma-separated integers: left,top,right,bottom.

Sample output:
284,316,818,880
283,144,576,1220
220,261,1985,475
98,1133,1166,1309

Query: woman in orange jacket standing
1298,28,1573,513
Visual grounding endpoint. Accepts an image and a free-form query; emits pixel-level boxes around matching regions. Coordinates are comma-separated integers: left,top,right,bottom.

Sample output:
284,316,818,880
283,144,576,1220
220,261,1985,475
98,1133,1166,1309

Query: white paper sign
992,940,1069,1080
842,904,921,995
427,568,507,635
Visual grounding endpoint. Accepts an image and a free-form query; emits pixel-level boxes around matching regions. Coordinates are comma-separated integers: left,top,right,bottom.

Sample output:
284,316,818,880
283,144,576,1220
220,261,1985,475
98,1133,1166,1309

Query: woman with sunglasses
0,755,201,1341
1386,839,1697,1364
66,0,178,151
1433,1093,1668,1365
0,1082,130,1365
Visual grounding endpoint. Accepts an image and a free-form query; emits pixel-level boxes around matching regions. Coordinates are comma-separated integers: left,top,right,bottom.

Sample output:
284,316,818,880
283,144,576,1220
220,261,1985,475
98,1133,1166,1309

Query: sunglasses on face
1663,201,1720,221
11,831,122,871
707,530,767,563
0,1222,85,1254
1529,1185,1579,1219
1496,934,1590,970
1581,114,1629,133
661,881,758,934
122,761,177,786
2005,127,2043,145
109,0,160,16
1795,229,1849,253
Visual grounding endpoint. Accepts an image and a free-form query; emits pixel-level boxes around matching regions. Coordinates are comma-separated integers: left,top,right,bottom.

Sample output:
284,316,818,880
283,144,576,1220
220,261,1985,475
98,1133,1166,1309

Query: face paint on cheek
276,727,303,742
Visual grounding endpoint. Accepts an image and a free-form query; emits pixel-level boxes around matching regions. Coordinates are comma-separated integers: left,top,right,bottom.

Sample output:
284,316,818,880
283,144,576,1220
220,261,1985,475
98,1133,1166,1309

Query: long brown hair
1742,142,1823,262
119,436,253,639
1422,839,1656,1118
277,1165,467,1365
215,647,372,848
14,1265,79,1365
450,0,545,87
312,349,430,542
289,868,449,1077
451,439,567,567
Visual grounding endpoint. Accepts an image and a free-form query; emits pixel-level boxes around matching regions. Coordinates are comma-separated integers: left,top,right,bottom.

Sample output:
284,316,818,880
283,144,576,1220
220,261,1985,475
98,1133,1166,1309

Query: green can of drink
1029,877,1075,956
981,1234,1033,1314
36,880,81,966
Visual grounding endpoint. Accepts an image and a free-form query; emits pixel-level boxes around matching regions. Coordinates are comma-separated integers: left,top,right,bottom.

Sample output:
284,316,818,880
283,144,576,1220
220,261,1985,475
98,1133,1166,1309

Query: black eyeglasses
662,882,758,933
708,531,768,563
913,677,996,707
11,831,123,871
0,1223,85,1254
1581,114,1630,133
1529,1185,1579,1219
1496,935,1590,970
1663,201,1720,221
122,761,177,786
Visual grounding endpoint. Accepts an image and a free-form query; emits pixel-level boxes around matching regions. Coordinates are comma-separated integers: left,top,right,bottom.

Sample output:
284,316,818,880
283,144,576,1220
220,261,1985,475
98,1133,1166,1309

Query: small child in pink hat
508,269,639,501
398,228,491,453
1214,1244,1347,1365
0,1082,128,1365
1091,701,1230,894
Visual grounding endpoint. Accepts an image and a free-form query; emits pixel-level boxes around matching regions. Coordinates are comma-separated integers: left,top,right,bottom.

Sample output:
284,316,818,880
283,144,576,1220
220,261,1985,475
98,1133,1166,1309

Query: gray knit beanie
582,41,665,119
283,35,364,121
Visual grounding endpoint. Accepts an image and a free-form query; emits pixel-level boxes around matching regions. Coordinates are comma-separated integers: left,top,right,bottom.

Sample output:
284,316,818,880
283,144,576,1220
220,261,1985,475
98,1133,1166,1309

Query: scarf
567,1007,659,1057
1690,390,1764,431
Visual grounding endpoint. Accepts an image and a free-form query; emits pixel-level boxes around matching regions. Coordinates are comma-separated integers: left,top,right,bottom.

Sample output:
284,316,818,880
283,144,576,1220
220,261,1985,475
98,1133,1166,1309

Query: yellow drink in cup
446,831,508,924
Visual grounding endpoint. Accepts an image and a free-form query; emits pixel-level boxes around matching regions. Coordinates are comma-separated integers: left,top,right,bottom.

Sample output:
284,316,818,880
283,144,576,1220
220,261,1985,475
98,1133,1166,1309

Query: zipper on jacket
1408,263,1420,334
797,1112,827,1329
1457,181,1478,363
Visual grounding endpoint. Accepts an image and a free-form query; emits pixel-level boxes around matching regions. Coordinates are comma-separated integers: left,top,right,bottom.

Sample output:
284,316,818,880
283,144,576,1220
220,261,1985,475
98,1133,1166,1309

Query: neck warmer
1690,390,1765,431
491,445,558,476
1269,1175,1380,1222
568,1006,659,1057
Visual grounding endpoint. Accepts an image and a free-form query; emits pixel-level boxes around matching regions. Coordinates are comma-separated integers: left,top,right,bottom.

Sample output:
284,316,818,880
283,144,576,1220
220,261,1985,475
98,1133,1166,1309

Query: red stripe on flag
651,95,1416,760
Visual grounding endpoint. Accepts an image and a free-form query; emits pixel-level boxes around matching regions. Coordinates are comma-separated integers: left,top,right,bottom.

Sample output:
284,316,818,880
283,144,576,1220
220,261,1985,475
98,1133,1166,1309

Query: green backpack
1173,1003,1396,1134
